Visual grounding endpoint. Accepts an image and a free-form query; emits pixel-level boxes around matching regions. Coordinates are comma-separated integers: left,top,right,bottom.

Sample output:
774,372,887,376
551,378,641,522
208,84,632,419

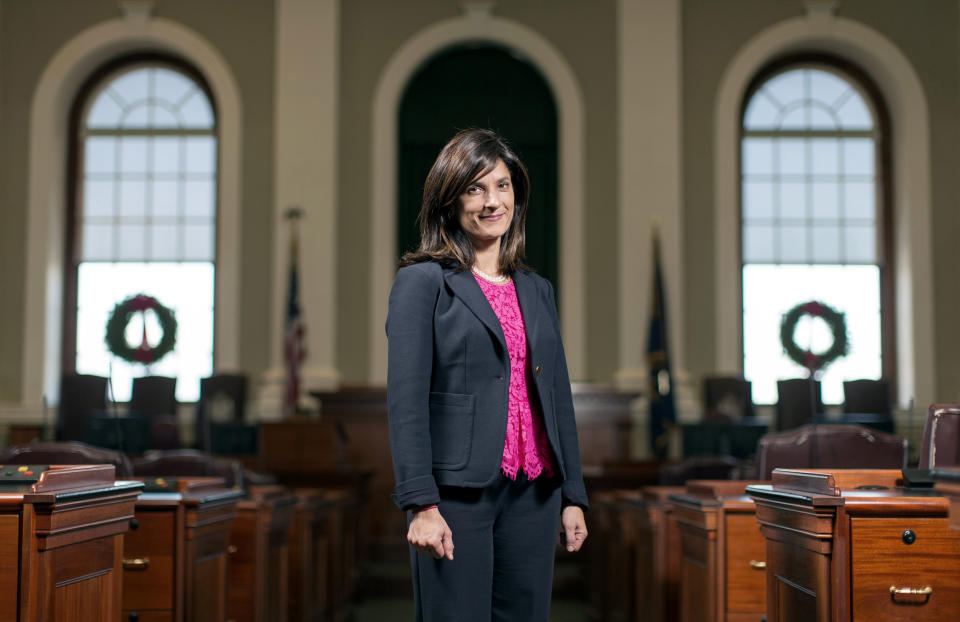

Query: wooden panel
763,529,830,622
0,514,19,622
850,517,960,621
680,527,713,622
190,553,229,622
123,511,176,611
52,571,113,622
121,611,174,622
724,513,766,614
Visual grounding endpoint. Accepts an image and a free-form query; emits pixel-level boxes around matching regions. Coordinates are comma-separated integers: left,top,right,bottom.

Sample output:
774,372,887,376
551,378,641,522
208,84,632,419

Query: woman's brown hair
399,128,531,273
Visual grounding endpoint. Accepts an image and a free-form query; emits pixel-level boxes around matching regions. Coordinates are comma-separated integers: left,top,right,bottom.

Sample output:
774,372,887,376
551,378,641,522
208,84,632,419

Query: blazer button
535,365,541,376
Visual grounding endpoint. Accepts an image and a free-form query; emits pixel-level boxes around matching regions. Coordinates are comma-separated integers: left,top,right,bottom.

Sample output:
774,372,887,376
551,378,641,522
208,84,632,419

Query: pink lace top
473,274,554,480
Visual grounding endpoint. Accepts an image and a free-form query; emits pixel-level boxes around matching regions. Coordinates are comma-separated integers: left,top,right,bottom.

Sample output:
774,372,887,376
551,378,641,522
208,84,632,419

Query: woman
386,128,588,622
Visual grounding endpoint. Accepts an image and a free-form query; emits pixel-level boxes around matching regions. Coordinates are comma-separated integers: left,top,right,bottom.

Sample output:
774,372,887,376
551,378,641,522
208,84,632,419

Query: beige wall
1,0,958,407
0,0,274,403
336,0,619,384
682,0,960,402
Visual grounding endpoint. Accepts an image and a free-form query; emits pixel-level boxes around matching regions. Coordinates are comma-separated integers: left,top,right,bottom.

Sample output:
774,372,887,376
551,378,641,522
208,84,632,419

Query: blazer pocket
428,392,475,469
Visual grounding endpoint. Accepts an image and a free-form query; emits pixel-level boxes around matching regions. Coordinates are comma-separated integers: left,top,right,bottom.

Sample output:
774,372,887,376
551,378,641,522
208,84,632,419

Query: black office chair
776,378,822,431
57,373,108,442
195,374,249,452
703,375,754,420
129,375,179,449
0,441,133,478
843,379,892,416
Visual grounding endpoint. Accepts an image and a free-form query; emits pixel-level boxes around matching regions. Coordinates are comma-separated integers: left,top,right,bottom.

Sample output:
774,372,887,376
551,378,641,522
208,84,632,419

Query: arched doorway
397,45,559,290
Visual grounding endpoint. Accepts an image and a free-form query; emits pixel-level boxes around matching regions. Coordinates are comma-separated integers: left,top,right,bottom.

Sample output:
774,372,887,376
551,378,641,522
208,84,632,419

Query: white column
615,0,687,400
260,0,340,419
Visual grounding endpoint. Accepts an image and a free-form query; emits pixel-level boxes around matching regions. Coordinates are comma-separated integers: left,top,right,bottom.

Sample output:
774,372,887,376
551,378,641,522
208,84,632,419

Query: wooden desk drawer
123,511,176,611
851,517,960,621
725,513,766,614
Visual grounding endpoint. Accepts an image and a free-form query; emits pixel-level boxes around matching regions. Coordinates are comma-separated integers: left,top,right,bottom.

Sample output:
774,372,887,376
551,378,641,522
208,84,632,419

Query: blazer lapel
513,271,540,354
444,268,507,352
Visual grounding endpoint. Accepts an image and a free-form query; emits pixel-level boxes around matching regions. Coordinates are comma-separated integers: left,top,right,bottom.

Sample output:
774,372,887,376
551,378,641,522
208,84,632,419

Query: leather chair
919,404,960,469
0,441,133,478
195,374,248,451
129,375,180,449
776,378,823,431
843,379,892,416
757,423,907,479
703,375,754,420
57,373,108,442
133,449,244,489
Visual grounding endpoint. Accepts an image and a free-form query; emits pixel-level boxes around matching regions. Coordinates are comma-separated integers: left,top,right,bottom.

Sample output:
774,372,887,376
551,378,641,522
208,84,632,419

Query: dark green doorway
398,45,559,292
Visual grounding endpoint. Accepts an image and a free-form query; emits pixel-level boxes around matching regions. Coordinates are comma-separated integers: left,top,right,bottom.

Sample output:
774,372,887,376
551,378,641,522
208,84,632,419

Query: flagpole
283,206,306,418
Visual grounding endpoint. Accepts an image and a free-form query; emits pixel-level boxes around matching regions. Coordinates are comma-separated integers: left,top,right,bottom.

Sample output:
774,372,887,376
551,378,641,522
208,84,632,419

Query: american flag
283,210,306,416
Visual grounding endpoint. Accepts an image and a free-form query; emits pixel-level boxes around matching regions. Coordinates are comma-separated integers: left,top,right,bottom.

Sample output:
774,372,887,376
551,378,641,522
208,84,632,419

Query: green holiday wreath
779,300,849,372
105,294,177,364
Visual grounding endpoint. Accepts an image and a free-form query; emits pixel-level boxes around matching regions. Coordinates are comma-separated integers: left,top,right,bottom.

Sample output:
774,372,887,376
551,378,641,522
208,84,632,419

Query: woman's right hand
408,507,454,560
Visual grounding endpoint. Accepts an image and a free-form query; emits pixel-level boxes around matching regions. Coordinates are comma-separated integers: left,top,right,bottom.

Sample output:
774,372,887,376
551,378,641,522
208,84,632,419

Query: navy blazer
386,260,589,512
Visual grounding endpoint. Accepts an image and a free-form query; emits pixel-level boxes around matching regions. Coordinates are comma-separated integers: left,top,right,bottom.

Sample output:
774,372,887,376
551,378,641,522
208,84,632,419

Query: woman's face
456,159,514,249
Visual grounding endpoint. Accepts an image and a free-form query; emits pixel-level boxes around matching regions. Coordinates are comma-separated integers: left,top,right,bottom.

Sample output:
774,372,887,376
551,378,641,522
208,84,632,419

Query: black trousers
410,473,562,622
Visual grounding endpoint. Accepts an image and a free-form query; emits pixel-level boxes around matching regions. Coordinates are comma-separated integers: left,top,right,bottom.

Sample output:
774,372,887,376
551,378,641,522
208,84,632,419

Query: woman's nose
483,190,501,209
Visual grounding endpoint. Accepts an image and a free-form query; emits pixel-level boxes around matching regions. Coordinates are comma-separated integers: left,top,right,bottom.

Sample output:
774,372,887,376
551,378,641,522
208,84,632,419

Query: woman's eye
467,186,481,194
499,182,510,190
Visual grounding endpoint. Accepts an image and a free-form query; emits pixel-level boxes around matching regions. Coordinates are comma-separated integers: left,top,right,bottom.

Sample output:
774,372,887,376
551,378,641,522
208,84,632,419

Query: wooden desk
747,469,960,621
669,480,767,622
123,477,242,622
626,486,685,622
0,464,142,622
229,485,296,622
933,467,960,533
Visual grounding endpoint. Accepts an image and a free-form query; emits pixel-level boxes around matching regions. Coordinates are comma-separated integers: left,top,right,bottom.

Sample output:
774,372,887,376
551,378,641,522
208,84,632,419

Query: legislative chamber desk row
0,464,357,622
601,468,960,622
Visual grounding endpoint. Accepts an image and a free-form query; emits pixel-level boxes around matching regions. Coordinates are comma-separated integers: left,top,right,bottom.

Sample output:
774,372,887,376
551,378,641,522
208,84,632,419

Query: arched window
740,57,892,404
64,57,217,402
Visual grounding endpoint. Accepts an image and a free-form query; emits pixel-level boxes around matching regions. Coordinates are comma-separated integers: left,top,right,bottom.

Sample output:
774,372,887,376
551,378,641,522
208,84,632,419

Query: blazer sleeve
545,279,590,511
386,263,442,510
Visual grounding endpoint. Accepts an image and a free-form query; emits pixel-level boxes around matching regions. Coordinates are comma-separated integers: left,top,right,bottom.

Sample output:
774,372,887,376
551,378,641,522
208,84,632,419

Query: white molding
367,11,586,383
22,16,243,409
266,0,340,417
615,0,684,391
713,12,935,407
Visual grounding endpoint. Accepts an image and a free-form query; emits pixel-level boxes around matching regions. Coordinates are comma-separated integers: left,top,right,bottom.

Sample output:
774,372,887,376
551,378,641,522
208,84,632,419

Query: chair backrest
703,376,754,420
919,404,960,469
133,449,244,489
57,374,108,442
0,441,133,478
129,376,178,418
843,379,892,416
757,423,907,479
776,378,823,431
195,374,248,451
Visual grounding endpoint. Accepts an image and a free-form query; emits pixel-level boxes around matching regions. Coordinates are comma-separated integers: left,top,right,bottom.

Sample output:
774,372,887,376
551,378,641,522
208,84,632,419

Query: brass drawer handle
227,545,238,555
749,560,766,570
890,586,932,596
122,557,150,570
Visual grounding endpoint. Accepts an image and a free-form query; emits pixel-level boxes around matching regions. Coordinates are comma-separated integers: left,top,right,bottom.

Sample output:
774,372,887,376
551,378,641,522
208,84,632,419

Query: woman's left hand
560,505,587,552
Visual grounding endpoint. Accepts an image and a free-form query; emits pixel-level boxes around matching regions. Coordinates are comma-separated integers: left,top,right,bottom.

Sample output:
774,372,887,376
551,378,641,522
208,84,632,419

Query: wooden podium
747,469,960,621
0,464,143,622
669,480,767,622
123,477,243,621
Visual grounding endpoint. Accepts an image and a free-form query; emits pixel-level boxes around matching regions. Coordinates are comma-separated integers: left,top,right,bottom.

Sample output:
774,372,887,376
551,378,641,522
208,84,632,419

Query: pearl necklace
472,265,508,283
